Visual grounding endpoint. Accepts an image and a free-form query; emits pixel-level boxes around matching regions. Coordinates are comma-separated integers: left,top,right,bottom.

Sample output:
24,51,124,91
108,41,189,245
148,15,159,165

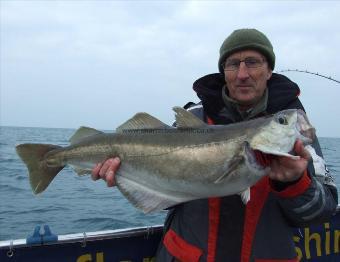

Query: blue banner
293,210,340,261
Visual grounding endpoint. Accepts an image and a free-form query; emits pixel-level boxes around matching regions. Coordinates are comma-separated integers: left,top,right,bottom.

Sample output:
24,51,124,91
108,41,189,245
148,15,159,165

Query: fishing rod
277,69,340,84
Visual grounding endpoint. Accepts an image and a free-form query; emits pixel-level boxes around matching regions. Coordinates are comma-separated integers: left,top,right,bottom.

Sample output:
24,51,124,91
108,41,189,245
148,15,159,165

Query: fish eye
277,115,288,125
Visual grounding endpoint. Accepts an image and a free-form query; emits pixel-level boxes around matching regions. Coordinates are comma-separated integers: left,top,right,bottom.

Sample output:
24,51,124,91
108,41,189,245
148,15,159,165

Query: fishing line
277,69,340,84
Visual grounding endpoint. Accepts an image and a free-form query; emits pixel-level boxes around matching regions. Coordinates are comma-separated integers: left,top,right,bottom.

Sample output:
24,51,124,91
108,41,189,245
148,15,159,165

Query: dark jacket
156,73,338,262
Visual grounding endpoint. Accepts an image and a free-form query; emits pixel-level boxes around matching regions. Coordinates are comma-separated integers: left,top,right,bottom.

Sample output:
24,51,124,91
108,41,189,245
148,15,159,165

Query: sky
1,0,340,138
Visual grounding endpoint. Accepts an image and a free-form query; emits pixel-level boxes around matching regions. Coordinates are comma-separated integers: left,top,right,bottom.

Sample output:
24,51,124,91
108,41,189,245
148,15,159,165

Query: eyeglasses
222,57,266,71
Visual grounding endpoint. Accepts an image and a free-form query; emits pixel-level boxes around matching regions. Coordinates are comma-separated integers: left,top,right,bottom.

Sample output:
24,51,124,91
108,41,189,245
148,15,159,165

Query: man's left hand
268,140,311,182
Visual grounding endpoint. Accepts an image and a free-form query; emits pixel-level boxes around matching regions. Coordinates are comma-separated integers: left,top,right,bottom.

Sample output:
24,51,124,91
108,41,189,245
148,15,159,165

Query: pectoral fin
214,156,244,184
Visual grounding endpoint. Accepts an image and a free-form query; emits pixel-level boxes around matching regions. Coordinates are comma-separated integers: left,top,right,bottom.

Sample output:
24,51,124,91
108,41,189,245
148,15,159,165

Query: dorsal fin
116,113,171,133
173,106,207,128
69,126,103,144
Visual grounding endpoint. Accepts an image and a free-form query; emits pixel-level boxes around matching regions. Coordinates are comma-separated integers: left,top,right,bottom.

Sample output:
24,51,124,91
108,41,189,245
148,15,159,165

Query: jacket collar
221,85,268,122
192,72,300,124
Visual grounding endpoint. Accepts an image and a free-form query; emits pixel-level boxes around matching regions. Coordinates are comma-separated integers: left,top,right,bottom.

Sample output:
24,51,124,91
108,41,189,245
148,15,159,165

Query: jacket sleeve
270,137,338,227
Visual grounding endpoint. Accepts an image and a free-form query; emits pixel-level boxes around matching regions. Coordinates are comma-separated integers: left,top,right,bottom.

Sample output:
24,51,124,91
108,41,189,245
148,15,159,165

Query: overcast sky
1,1,340,138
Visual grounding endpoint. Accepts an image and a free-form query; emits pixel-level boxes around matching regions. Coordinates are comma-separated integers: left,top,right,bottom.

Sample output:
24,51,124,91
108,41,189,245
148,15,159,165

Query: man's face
223,50,272,109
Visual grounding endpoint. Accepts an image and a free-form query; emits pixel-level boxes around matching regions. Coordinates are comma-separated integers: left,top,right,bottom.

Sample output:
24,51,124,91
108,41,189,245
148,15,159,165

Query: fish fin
73,168,91,176
16,144,64,194
240,188,250,204
116,175,181,213
69,127,103,144
116,113,171,133
214,156,244,184
173,106,207,128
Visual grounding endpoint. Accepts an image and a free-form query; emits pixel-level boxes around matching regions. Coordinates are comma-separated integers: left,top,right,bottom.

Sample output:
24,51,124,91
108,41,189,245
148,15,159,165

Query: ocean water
0,126,339,241
0,126,166,241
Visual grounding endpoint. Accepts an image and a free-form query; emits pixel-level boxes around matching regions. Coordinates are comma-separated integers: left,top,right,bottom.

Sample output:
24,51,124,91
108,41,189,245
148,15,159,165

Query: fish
16,107,315,213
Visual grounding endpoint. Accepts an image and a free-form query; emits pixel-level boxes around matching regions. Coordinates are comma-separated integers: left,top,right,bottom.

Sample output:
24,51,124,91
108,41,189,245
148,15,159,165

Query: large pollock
16,107,315,213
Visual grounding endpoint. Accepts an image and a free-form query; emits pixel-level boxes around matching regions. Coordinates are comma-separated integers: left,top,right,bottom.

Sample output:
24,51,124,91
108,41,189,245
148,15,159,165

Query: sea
0,126,339,241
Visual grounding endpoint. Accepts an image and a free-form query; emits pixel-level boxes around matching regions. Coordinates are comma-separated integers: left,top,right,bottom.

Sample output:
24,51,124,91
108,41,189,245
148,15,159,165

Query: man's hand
268,140,311,182
91,157,121,187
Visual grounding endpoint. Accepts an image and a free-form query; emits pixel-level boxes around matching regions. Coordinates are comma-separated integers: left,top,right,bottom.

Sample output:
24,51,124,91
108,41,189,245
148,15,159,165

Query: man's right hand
91,157,121,187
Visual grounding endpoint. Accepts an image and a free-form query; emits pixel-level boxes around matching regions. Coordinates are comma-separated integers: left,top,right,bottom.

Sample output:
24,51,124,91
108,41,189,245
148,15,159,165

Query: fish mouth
296,110,316,143
253,150,273,167
244,142,272,169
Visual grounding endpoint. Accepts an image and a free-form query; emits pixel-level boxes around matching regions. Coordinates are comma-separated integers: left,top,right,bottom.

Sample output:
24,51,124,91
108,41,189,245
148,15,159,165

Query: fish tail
16,143,64,194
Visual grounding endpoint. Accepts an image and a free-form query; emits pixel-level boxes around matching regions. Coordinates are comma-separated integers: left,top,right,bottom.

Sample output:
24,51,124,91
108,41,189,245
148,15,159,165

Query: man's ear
267,69,273,80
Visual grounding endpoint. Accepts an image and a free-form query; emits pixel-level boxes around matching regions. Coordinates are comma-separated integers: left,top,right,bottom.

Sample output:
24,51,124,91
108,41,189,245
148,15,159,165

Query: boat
0,206,339,261
0,225,163,262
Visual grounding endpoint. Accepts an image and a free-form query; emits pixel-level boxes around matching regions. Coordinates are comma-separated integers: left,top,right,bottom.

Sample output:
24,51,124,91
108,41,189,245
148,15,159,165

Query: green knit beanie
218,29,275,73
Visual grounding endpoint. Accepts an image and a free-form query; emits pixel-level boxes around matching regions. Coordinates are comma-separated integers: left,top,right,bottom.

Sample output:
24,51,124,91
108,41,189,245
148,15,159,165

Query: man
92,29,338,261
